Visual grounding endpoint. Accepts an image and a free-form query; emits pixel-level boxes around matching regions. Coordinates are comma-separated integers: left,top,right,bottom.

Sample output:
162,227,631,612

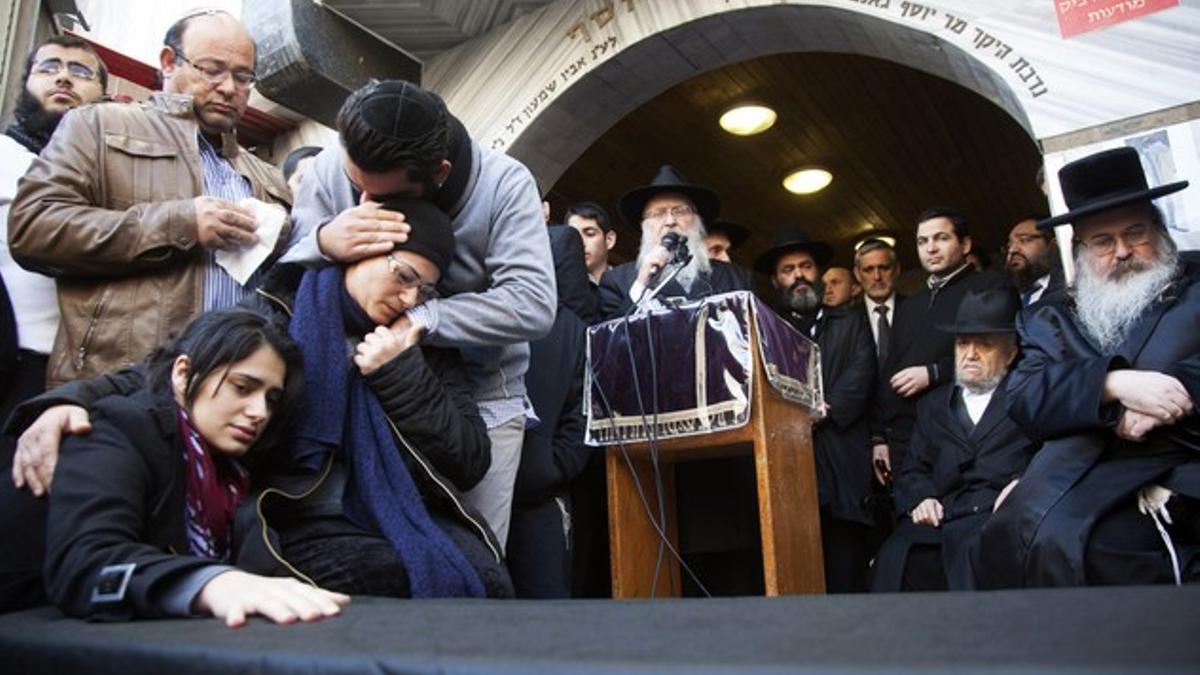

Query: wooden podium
602,316,825,598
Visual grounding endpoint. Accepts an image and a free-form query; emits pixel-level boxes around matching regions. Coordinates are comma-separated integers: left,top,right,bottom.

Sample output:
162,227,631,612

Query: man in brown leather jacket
9,9,290,388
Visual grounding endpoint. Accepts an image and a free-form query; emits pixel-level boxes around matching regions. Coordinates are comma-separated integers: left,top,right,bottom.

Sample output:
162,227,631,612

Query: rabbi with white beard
979,147,1200,588
597,165,751,319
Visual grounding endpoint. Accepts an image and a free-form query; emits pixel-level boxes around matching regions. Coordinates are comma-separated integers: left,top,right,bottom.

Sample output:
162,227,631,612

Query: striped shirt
197,134,258,311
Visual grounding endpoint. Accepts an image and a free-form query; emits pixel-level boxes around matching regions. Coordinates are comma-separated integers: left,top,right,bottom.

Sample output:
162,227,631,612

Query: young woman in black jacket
44,308,350,625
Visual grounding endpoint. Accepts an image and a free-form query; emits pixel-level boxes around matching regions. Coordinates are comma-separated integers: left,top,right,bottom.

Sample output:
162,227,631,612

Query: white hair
1073,229,1179,353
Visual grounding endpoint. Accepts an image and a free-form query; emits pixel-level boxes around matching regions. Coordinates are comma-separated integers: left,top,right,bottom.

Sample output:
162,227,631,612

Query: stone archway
504,4,1032,191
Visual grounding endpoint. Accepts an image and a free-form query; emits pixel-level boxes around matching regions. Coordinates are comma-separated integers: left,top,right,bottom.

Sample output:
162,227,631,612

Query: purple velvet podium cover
585,291,823,446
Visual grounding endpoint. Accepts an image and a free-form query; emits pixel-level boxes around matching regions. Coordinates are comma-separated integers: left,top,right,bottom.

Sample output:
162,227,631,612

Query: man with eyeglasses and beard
979,147,1200,588
0,34,108,611
1005,215,1066,307
756,227,878,592
9,9,291,395
597,165,751,318
2,35,107,431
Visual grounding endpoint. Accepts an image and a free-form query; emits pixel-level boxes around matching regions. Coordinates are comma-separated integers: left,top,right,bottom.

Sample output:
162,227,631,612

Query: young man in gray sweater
284,81,557,548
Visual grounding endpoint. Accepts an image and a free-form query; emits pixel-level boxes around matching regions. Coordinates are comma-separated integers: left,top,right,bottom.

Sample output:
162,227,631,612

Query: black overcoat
873,379,1038,590
809,306,878,525
978,259,1200,587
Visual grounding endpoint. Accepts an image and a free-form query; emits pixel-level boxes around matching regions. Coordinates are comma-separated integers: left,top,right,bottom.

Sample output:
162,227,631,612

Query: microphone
648,231,685,278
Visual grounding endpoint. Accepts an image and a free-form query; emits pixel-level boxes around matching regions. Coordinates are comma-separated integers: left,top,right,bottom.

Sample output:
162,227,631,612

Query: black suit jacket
597,259,752,320
873,379,1037,591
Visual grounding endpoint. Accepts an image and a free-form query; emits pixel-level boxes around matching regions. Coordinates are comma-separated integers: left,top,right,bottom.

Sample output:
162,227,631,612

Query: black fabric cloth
597,259,752,319
872,380,1037,592
2,587,1199,673
0,350,50,611
4,123,48,155
507,226,595,598
820,509,871,593
0,275,16,390
873,268,1009,472
507,499,570,598
40,386,254,620
979,259,1200,588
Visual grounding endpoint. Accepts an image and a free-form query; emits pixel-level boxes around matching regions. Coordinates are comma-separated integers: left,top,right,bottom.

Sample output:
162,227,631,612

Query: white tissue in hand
214,198,286,285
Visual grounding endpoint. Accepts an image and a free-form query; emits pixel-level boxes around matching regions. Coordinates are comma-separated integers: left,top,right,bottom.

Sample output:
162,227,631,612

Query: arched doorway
493,4,1044,272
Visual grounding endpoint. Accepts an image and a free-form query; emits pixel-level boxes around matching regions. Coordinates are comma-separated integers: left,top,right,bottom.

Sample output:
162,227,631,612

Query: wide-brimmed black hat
618,164,720,228
753,226,834,275
936,288,1020,334
1038,147,1189,230
707,220,750,249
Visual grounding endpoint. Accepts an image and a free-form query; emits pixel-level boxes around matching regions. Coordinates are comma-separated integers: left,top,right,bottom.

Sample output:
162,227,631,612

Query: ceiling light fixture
782,167,833,195
718,103,777,136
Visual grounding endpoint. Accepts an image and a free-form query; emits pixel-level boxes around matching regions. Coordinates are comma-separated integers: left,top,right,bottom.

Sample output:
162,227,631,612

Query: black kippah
358,81,445,142
379,198,456,274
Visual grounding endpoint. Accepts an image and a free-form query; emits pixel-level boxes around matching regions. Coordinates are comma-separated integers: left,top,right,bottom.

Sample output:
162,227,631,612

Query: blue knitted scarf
289,266,484,598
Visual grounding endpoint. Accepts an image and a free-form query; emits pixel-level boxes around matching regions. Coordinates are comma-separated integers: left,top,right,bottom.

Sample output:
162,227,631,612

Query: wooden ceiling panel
547,51,1045,273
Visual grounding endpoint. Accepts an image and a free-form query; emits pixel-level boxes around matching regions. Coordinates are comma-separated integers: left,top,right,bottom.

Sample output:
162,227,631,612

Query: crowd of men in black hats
0,11,1195,625
562,147,1199,593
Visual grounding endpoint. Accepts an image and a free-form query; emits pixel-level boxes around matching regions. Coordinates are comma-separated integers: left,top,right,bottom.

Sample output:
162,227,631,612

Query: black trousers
0,351,50,612
507,497,571,598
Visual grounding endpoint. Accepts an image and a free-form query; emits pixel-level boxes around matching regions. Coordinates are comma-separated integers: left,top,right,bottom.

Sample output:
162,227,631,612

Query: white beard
636,220,712,292
1073,237,1179,353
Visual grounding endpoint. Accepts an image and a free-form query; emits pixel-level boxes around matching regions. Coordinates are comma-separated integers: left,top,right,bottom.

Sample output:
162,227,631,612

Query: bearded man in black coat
871,289,1037,592
756,227,878,592
979,147,1200,587
598,165,750,319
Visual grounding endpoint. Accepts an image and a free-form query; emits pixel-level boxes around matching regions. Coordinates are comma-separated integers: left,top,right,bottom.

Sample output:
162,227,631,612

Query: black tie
874,304,891,366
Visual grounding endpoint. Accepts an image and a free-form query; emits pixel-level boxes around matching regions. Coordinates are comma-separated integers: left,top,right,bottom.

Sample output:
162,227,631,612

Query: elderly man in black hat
597,165,751,318
871,289,1038,592
979,146,1200,587
281,80,557,550
756,227,878,591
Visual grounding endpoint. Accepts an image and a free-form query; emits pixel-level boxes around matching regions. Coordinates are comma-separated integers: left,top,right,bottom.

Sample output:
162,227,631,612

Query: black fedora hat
618,164,720,228
936,288,1020,334
753,226,834,275
707,220,750,249
1038,147,1189,230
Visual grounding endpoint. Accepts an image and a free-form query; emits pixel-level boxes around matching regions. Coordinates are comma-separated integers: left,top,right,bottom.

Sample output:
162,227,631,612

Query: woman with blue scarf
11,198,511,601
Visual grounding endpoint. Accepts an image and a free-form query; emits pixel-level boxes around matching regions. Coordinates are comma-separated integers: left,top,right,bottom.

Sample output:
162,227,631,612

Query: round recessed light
782,167,833,195
719,104,777,136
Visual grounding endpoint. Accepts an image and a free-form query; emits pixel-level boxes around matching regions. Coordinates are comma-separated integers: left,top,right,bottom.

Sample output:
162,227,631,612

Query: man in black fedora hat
979,146,1200,587
597,164,751,318
871,289,1038,592
871,207,1009,485
703,220,748,263
756,226,878,591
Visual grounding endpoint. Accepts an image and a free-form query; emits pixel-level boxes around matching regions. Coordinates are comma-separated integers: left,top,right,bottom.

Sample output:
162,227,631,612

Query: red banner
1056,0,1179,38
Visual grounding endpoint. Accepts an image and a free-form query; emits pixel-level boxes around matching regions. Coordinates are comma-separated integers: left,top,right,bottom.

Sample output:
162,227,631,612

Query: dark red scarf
177,406,249,560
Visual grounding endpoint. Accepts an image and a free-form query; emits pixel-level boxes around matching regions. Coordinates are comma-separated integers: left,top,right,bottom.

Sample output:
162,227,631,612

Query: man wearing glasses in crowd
9,9,291,395
2,35,107,436
1005,215,1065,307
